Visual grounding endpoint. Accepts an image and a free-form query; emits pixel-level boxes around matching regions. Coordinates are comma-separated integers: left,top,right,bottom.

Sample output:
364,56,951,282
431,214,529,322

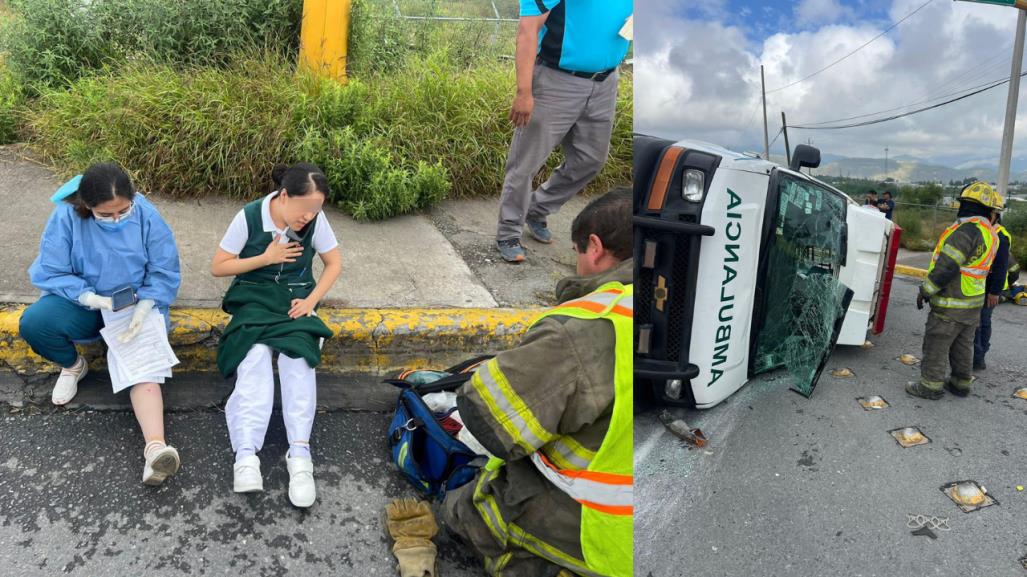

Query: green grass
1,0,302,90
0,61,24,144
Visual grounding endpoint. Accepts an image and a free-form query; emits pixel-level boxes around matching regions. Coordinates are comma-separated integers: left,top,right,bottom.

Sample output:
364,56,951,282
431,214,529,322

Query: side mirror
789,144,821,171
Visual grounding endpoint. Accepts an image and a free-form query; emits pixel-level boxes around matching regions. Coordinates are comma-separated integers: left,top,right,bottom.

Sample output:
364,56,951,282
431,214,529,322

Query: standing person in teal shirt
495,0,632,263
20,163,183,486
211,163,341,508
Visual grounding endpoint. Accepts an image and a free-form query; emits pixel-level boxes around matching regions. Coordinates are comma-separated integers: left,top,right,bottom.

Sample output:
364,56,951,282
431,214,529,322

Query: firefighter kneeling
441,189,633,577
908,182,1002,399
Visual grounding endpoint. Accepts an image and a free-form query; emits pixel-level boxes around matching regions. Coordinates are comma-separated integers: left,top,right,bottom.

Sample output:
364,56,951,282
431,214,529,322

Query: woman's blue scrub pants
19,294,102,368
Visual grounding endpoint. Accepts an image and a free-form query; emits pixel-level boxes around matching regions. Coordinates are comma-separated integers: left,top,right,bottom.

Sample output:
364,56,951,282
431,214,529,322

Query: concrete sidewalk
1,146,586,309
0,145,603,407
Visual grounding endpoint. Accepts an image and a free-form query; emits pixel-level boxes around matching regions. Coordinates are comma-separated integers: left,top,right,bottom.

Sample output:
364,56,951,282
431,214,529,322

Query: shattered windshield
752,173,852,396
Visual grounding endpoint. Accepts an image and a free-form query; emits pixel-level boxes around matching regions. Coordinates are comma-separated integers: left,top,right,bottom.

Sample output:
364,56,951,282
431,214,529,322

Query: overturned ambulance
634,135,901,408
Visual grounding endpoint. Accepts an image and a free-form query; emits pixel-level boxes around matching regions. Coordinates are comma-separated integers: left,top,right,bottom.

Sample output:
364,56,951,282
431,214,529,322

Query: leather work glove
916,290,925,311
119,299,155,343
78,291,113,311
386,498,438,577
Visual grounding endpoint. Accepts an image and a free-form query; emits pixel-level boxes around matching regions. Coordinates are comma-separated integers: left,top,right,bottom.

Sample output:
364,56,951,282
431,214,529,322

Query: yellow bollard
300,0,350,83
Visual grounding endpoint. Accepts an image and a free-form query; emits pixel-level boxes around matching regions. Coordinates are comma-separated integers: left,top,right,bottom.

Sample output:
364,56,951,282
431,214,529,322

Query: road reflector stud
890,426,929,448
898,354,920,366
941,480,997,513
858,395,889,410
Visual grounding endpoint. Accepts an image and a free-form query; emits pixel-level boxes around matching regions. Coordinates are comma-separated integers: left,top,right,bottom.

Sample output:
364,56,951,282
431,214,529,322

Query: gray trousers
496,64,620,242
920,310,979,389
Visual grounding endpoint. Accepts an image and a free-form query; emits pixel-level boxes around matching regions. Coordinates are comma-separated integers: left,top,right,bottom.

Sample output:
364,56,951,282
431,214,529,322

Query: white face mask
93,201,134,223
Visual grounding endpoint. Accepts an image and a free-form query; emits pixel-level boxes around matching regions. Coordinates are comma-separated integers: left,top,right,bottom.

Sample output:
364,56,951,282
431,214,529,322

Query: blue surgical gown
28,195,181,321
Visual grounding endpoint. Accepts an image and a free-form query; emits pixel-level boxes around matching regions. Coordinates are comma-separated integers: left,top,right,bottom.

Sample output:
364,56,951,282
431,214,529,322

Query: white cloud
794,0,856,26
635,0,1027,163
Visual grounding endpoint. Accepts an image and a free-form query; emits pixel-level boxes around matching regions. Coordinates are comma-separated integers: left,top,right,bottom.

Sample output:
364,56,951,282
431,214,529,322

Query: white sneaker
287,456,316,508
233,455,263,493
52,356,88,405
142,445,181,486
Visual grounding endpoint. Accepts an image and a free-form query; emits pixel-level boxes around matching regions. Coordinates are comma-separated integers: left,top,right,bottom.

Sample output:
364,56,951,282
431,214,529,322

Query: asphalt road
636,276,1027,577
0,410,481,577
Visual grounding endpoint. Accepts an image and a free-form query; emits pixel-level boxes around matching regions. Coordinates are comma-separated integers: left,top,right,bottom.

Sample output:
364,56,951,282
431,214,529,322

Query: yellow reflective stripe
941,244,966,264
484,552,512,576
508,523,604,577
543,436,595,470
932,295,985,309
922,278,941,297
472,467,509,545
471,360,556,454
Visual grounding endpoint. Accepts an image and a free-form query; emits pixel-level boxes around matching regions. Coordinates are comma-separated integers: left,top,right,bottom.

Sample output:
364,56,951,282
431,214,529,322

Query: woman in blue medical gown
19,163,183,486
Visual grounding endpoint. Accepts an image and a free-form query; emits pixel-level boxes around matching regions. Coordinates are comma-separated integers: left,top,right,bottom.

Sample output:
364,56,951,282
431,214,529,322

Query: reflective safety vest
996,224,1013,291
926,217,998,309
474,282,633,577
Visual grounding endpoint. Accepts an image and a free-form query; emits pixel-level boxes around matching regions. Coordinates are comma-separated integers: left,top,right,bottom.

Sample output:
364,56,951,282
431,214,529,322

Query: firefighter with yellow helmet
909,181,1002,399
972,211,1012,371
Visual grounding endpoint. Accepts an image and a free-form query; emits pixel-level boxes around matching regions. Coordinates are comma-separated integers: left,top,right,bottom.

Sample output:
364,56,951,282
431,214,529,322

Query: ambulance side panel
690,168,770,408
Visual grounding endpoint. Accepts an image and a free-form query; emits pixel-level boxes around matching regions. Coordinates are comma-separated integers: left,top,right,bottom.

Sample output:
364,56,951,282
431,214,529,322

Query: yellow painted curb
0,306,542,376
894,264,928,279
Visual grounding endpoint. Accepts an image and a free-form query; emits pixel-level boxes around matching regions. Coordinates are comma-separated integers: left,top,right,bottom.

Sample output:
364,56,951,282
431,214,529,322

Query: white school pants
226,344,316,454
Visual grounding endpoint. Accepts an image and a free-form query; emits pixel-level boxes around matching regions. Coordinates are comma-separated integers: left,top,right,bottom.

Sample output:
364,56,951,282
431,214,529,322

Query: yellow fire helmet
959,181,1005,211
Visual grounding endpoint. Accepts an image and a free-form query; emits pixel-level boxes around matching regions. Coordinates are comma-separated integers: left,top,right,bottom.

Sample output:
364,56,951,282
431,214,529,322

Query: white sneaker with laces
142,445,181,486
52,356,88,406
287,456,316,508
233,455,263,493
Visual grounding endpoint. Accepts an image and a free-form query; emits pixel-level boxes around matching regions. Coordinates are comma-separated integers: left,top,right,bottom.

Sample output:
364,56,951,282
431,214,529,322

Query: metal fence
891,201,958,249
374,0,518,47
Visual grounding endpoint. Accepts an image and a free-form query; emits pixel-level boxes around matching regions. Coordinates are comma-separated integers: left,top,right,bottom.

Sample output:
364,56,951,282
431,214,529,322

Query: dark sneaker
944,380,971,398
526,218,553,244
905,381,944,400
496,239,526,263
972,359,986,371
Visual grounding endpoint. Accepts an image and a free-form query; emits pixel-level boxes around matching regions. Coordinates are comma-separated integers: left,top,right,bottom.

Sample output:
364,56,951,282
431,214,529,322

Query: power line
790,71,1025,130
797,68,1016,127
766,0,935,94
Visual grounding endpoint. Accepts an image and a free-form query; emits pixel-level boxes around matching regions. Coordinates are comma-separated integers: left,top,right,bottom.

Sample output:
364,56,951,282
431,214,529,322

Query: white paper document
100,307,179,393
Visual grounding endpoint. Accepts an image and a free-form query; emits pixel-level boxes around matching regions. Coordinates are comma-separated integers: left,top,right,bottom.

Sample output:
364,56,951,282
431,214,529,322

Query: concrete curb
894,264,928,279
0,305,539,410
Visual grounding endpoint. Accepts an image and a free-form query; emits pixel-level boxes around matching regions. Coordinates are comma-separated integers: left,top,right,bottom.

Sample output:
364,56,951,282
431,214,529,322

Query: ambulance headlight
682,169,705,202
665,379,683,400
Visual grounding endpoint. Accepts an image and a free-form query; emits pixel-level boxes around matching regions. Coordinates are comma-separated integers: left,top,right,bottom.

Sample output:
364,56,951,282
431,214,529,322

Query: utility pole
885,147,889,180
761,65,770,160
998,8,1027,197
781,111,792,166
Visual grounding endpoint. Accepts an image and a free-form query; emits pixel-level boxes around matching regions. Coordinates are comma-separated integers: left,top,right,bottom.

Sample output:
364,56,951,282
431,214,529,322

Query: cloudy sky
635,0,1027,166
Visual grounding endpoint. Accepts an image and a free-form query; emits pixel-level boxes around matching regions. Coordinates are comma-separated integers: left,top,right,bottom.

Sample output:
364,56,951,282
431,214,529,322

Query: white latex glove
78,291,112,311
119,299,155,343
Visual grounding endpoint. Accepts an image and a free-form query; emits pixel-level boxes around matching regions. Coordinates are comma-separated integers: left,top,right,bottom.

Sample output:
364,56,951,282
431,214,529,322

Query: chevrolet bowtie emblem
655,276,668,312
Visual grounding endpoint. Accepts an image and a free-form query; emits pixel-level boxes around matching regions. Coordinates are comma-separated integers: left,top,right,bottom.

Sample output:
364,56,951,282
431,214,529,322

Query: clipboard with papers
99,307,179,394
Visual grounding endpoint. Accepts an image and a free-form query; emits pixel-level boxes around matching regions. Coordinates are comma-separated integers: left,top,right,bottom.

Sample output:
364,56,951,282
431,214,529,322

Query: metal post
885,147,889,180
781,111,791,166
998,8,1027,197
761,65,770,160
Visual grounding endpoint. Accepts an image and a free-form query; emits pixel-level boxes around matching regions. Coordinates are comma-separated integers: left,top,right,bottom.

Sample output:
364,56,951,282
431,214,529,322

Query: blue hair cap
50,174,83,203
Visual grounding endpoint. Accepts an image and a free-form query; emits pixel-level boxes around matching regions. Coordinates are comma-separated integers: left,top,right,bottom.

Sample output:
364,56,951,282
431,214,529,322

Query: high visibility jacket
465,279,633,577
923,216,998,310
996,224,1013,291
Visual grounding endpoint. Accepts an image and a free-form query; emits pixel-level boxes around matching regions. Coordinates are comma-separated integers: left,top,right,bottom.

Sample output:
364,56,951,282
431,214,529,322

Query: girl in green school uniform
210,163,342,508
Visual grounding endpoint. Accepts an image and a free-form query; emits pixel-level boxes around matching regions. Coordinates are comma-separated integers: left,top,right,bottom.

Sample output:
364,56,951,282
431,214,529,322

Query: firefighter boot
944,377,972,398
906,380,944,400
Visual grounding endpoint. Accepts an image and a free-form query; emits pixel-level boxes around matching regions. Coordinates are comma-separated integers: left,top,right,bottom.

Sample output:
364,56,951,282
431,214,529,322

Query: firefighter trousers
920,310,979,390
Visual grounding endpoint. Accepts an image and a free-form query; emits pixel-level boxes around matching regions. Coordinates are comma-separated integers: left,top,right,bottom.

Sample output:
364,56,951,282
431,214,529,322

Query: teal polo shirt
521,0,631,74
